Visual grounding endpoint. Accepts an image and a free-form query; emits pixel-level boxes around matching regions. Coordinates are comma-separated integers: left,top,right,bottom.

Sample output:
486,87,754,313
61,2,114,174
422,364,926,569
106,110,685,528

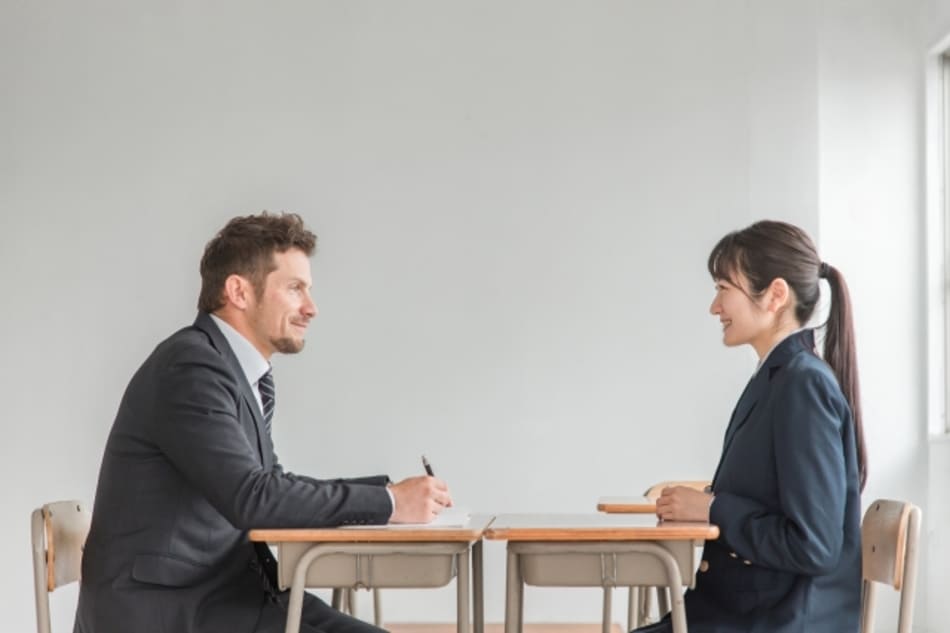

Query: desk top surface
483,513,718,541
248,514,495,543
596,496,657,514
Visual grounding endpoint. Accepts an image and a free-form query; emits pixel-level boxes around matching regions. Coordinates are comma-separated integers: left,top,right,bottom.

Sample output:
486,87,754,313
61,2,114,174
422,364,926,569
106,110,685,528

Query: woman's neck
752,322,802,361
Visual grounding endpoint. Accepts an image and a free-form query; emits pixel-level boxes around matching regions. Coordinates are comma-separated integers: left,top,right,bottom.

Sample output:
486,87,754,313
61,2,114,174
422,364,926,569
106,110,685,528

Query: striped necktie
258,370,275,435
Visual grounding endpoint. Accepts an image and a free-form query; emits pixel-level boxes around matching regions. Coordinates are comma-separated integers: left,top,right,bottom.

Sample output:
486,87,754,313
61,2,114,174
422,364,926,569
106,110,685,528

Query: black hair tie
819,262,830,278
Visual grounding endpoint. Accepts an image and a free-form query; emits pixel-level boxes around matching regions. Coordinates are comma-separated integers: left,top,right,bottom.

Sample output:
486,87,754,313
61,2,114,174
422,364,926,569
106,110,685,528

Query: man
75,212,452,633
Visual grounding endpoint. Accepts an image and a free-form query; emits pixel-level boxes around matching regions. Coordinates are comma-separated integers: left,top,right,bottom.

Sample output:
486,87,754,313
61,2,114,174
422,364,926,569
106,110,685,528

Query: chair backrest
860,498,921,633
643,480,711,501
31,500,91,633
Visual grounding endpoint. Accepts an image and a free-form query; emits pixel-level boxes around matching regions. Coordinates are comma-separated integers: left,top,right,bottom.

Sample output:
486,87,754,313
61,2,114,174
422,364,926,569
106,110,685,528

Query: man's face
245,248,318,358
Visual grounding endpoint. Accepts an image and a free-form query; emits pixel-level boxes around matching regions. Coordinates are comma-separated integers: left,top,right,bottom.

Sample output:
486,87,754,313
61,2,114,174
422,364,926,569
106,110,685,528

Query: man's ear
222,274,253,310
766,277,791,314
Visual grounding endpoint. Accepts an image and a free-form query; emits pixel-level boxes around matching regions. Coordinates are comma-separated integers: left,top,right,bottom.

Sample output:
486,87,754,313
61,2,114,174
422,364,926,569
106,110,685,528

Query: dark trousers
631,614,724,633
632,615,673,633
255,591,387,633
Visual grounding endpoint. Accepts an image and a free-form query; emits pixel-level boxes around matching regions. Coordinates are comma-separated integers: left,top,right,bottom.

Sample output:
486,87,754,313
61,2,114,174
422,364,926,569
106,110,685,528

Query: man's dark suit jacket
74,312,393,633
681,329,862,633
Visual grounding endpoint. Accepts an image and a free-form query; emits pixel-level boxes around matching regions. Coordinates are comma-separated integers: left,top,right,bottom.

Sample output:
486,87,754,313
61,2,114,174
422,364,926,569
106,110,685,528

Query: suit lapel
723,372,762,444
193,312,271,467
711,370,765,486
711,329,816,488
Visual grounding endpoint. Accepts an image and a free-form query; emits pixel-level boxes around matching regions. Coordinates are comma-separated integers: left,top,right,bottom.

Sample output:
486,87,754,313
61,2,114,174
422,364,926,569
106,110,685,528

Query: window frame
944,53,950,435
926,41,950,436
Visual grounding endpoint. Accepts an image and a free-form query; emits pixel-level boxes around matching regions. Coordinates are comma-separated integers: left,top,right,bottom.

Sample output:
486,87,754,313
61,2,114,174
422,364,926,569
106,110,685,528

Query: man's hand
655,485,713,522
388,475,453,523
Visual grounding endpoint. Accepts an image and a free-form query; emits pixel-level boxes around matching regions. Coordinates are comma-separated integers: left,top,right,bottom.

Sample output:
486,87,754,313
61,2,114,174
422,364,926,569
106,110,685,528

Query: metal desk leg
656,556,686,633
456,551,471,633
625,542,687,633
516,552,524,633
602,587,612,633
285,571,309,633
473,540,484,633
504,547,523,633
331,588,343,610
669,585,686,633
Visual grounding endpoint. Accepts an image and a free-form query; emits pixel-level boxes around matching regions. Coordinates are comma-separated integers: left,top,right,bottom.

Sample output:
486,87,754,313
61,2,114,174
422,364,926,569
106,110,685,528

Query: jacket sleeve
710,369,849,576
270,452,390,487
147,344,393,529
273,465,391,488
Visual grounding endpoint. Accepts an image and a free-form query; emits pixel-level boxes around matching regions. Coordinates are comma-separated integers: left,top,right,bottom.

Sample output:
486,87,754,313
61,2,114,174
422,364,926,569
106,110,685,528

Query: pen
422,455,435,477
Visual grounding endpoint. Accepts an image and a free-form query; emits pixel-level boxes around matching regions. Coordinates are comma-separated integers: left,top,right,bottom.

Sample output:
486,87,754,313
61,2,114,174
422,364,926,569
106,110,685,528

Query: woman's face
708,272,774,351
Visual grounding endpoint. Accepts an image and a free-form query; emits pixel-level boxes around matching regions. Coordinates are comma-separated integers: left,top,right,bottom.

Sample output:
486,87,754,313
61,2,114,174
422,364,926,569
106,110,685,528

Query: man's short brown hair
198,212,317,313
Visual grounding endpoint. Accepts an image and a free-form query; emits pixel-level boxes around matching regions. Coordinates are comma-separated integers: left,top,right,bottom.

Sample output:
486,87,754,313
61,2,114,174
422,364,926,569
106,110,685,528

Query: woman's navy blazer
685,329,862,633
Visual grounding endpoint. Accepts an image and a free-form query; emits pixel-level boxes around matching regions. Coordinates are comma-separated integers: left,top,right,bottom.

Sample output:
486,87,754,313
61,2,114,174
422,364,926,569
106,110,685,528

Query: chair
30,502,385,632
860,499,922,633
331,588,384,627
628,480,711,629
31,500,91,633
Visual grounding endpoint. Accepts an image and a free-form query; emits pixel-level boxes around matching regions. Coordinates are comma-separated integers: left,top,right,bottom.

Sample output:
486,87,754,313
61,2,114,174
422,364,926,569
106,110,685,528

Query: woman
638,220,867,633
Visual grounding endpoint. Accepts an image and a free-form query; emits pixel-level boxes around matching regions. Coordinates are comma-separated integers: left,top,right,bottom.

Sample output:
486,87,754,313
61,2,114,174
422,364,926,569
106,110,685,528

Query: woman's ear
766,278,791,314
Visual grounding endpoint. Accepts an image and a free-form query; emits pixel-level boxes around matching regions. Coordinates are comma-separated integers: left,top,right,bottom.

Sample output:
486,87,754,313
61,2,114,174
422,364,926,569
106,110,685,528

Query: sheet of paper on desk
344,507,470,529
426,507,470,527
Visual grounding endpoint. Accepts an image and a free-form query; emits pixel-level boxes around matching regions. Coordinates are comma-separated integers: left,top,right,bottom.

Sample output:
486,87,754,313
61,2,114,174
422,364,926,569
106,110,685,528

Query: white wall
935,0,950,39
0,1,935,631
818,0,931,629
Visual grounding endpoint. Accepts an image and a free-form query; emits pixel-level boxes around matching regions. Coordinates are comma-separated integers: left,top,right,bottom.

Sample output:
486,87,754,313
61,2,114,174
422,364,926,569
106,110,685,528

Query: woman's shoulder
785,346,833,375
777,348,848,406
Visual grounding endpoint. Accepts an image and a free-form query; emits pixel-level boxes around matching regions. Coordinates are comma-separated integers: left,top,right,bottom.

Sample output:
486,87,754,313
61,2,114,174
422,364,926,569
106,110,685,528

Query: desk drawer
514,541,698,588
277,542,468,590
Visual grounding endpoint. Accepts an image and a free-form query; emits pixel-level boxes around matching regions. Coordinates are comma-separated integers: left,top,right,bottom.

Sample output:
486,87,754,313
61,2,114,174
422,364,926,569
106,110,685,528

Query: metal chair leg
373,589,382,627
657,587,670,618
627,586,640,630
640,586,654,625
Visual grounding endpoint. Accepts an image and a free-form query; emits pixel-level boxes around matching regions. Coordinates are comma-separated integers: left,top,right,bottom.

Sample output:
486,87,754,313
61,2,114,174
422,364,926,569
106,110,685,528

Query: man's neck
212,308,271,360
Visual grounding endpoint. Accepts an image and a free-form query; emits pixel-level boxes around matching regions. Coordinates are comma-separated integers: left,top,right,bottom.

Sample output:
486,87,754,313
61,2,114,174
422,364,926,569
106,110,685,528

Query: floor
388,625,625,633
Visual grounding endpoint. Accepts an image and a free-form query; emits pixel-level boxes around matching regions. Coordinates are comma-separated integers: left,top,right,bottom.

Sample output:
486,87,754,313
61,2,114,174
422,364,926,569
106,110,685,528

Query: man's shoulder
156,322,212,352
146,320,227,371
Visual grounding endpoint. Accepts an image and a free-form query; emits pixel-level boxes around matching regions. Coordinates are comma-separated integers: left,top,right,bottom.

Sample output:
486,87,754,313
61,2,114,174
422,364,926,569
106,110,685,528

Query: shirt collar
209,313,271,387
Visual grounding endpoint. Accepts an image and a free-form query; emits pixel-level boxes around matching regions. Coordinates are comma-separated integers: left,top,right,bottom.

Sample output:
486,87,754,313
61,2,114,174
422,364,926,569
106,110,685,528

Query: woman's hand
655,486,713,522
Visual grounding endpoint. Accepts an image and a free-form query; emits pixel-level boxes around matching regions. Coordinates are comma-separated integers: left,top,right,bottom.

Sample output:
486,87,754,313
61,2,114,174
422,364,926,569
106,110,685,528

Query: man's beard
272,337,305,354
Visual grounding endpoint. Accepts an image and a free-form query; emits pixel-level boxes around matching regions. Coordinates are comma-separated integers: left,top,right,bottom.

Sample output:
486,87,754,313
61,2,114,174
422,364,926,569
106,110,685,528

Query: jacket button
743,559,752,565
729,551,738,559
699,560,709,572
